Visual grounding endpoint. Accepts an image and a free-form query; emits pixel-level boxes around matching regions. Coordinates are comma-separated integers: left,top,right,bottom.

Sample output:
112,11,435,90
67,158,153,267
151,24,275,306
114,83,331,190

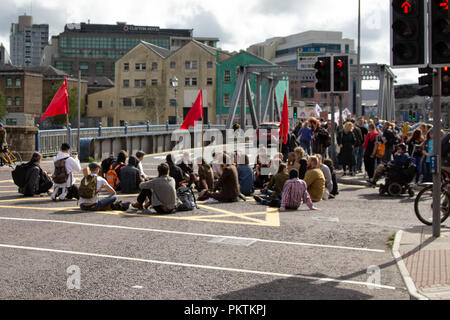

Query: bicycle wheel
414,184,450,226
7,151,22,168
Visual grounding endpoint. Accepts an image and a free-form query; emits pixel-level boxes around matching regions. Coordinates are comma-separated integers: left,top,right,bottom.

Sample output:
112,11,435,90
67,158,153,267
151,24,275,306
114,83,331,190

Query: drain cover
209,237,257,247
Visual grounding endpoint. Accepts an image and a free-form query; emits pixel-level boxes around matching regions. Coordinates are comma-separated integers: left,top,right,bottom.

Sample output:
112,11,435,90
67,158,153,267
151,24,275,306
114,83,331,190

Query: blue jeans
355,145,364,171
300,141,311,155
423,162,432,183
412,155,422,183
80,195,117,211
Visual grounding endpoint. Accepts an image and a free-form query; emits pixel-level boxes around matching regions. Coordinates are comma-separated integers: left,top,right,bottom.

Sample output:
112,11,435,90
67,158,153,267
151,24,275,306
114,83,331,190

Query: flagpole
66,112,70,143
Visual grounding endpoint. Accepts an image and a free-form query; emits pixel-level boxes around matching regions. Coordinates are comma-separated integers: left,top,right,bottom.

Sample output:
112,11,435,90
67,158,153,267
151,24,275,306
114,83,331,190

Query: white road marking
0,243,396,291
0,216,385,253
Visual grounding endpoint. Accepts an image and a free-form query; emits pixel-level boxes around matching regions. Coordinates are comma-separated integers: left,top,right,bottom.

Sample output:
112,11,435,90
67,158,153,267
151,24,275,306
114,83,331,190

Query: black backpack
12,162,34,188
101,156,116,177
176,187,197,211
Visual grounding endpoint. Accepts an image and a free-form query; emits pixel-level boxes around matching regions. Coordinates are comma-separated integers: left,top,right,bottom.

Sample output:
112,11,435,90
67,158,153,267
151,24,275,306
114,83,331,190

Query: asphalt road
0,146,445,300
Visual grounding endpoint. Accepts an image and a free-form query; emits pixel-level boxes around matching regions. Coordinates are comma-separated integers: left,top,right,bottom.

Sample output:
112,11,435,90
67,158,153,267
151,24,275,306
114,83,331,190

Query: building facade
0,64,87,126
216,51,289,125
248,31,355,111
0,44,11,65
43,22,219,81
10,15,49,67
87,40,231,127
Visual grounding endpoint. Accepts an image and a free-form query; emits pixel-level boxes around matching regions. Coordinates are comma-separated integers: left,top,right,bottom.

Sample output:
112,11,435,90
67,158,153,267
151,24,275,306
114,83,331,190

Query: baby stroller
379,158,416,197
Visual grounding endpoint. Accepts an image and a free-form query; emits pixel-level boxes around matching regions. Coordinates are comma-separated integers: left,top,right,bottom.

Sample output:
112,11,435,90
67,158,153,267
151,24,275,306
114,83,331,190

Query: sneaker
253,195,263,203
132,202,144,210
120,202,130,211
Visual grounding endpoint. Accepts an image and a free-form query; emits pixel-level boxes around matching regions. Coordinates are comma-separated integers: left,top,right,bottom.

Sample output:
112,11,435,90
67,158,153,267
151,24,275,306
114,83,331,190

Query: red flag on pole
41,79,69,121
180,89,203,130
280,91,289,145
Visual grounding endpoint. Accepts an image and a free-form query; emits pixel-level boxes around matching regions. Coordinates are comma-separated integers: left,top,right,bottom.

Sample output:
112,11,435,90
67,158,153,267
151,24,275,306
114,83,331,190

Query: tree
140,84,166,125
0,91,6,121
44,81,86,126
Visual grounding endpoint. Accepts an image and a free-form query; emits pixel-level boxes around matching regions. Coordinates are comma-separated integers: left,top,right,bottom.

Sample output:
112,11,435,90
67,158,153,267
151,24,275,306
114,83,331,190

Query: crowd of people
8,116,450,215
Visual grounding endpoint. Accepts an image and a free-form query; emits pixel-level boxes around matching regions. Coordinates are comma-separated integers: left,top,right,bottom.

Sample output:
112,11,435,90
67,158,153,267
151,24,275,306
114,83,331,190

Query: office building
10,15,49,67
43,22,219,80
0,44,11,65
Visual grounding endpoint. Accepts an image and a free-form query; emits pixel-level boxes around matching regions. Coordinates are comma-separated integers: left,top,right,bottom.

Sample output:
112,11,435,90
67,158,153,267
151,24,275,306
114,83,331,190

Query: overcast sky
0,0,420,87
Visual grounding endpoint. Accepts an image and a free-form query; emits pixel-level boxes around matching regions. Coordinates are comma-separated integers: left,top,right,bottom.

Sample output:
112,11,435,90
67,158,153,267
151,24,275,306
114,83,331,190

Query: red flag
279,91,289,145
41,79,69,121
180,89,203,130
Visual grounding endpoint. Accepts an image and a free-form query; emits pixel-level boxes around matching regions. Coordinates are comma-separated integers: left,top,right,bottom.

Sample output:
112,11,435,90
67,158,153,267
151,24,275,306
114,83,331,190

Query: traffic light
391,0,426,67
293,107,298,119
408,110,413,120
430,0,449,67
314,57,331,92
412,111,417,121
418,67,433,96
443,66,450,96
333,56,349,92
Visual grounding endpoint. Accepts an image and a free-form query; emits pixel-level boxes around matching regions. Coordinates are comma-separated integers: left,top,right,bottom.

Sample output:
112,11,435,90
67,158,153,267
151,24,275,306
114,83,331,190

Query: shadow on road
215,272,374,300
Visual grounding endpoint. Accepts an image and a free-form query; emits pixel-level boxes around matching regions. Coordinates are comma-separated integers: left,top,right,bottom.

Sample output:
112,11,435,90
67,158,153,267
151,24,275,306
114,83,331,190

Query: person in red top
363,123,379,179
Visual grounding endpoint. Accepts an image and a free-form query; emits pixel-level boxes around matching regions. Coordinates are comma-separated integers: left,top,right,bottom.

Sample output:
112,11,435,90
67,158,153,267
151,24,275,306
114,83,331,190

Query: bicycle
0,148,22,169
414,170,450,226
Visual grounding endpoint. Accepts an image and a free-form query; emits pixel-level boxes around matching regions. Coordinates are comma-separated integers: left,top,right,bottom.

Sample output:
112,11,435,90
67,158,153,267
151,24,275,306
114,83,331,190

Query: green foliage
45,81,86,126
0,91,6,121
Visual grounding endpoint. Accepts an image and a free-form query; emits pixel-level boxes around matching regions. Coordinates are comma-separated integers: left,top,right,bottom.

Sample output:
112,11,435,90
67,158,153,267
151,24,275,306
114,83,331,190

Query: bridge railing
37,123,225,157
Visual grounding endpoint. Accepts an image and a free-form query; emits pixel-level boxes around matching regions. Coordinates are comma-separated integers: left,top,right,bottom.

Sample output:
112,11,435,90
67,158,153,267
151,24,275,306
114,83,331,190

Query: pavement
336,170,450,300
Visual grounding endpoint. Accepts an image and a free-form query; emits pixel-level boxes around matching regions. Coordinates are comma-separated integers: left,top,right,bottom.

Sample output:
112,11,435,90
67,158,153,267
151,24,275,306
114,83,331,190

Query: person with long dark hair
19,152,53,197
407,129,424,183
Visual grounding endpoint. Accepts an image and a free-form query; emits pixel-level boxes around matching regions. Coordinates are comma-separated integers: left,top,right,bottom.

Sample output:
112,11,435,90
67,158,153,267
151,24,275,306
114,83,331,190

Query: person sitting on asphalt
279,169,318,212
51,143,82,201
293,146,308,180
304,156,326,203
315,154,334,200
166,154,185,188
132,163,181,214
105,150,128,191
135,151,149,181
79,162,129,212
198,154,240,203
254,163,289,207
19,152,53,197
236,153,255,197
368,143,410,186
254,146,271,189
177,151,196,187
119,156,143,194
323,159,339,197
195,157,214,193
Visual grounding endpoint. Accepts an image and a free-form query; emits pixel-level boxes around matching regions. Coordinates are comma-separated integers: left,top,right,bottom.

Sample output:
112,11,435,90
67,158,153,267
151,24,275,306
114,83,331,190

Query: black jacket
119,165,141,194
168,161,184,187
19,163,48,196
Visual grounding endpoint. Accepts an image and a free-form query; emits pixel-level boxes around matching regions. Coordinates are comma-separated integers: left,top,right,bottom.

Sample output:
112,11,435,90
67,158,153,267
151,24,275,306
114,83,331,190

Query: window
135,63,146,71
169,99,176,107
97,101,103,109
124,63,129,72
185,61,198,69
135,79,146,88
321,93,328,99
151,79,158,86
224,94,231,107
184,78,197,86
6,97,12,107
207,61,213,68
207,78,213,86
14,97,20,107
80,62,89,76
224,70,231,83
96,62,105,74
151,62,158,70
123,80,130,88
135,98,144,107
6,78,12,88
170,61,176,68
15,78,21,88
301,88,314,99
123,98,132,107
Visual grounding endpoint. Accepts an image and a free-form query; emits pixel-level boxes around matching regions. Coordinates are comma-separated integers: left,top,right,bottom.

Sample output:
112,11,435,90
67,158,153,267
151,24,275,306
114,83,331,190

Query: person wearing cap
79,163,129,211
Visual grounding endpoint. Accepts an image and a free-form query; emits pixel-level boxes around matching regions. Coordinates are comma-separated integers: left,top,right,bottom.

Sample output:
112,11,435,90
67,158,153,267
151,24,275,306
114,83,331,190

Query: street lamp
170,76,179,124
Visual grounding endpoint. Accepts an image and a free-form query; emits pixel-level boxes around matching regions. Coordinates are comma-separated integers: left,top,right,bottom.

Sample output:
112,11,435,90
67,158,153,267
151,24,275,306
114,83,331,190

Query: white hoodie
52,151,82,187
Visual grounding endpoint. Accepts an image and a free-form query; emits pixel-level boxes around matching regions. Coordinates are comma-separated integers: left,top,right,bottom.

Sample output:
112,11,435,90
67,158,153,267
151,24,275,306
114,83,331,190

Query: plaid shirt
281,178,313,210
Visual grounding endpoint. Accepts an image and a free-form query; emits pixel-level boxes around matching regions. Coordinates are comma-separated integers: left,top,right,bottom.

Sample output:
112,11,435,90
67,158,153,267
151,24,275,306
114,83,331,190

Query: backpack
105,163,122,190
176,187,197,211
376,143,386,159
78,175,97,199
52,157,69,184
12,162,33,188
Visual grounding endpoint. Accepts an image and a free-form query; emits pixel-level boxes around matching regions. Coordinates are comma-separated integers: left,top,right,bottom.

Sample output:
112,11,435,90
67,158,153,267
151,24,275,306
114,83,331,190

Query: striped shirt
281,178,314,210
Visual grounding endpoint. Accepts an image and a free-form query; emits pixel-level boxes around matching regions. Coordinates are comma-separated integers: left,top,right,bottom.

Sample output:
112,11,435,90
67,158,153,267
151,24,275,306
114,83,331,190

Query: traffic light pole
432,68,442,238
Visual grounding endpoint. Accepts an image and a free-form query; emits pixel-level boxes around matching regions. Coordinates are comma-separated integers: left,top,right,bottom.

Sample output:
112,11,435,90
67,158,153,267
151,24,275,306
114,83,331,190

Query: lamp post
170,76,179,124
